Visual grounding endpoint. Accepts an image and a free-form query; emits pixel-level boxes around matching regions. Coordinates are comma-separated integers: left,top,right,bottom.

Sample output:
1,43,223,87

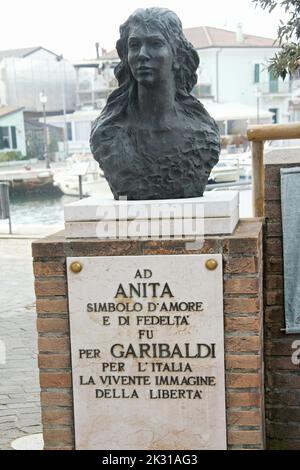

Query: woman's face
127,22,174,87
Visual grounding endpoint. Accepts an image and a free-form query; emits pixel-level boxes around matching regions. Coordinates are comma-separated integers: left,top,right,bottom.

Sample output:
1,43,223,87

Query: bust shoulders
92,106,219,200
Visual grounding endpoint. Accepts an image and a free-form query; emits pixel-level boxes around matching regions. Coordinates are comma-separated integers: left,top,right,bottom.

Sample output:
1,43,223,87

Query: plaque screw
205,259,218,271
70,261,83,273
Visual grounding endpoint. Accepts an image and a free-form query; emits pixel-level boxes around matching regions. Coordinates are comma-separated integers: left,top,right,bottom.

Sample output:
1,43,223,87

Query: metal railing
259,80,290,95
247,123,300,217
206,180,251,191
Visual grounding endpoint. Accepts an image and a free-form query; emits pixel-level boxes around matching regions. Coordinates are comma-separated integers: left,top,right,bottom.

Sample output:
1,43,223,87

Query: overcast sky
1,0,286,60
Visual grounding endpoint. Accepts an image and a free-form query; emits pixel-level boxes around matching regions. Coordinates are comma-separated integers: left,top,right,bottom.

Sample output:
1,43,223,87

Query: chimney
236,23,244,43
95,42,100,59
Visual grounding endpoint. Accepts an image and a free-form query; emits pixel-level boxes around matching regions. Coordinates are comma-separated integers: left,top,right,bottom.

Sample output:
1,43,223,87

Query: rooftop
0,106,24,118
0,46,59,61
100,26,277,61
185,26,277,49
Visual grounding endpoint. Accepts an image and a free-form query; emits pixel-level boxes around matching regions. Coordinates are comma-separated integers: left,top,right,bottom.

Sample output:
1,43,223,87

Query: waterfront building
24,120,63,161
98,25,296,124
72,59,116,111
41,109,100,157
0,107,26,157
0,47,76,114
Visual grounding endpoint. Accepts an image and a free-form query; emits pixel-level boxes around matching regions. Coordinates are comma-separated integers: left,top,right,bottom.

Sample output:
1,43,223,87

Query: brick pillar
264,156,300,449
223,224,264,449
33,220,264,450
33,253,74,449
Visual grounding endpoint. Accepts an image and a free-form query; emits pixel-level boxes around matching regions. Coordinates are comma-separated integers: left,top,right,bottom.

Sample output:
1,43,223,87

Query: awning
202,100,273,121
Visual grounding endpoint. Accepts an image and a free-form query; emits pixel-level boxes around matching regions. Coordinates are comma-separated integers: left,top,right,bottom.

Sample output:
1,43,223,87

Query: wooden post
247,123,300,141
247,123,300,218
252,141,264,217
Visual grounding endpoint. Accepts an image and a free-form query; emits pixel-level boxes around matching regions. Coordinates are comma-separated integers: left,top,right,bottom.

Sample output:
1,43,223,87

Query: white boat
209,157,243,183
238,154,252,179
52,154,112,197
53,151,252,197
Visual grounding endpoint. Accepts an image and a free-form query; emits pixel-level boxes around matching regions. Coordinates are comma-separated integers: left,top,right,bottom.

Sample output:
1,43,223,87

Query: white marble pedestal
64,191,239,238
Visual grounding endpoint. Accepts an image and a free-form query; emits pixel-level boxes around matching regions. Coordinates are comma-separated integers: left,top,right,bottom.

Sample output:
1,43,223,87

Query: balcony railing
259,80,291,95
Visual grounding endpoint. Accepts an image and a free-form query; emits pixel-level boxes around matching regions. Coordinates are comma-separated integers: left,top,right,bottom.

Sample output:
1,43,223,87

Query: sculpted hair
90,7,215,149
115,8,199,96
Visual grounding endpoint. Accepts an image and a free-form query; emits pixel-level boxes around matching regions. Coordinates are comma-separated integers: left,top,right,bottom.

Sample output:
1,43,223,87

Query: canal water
8,189,252,226
9,193,78,225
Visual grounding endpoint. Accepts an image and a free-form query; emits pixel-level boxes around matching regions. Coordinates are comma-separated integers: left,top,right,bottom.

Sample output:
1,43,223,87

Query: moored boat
52,153,112,197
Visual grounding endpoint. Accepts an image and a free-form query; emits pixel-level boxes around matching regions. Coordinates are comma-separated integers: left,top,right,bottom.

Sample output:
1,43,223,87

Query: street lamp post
39,91,50,169
56,55,69,159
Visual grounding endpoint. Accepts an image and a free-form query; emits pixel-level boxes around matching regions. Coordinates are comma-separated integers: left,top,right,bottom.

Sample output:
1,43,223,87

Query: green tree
253,0,300,79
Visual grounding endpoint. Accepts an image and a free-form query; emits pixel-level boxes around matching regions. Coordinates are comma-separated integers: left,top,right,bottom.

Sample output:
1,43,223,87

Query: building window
11,127,17,149
67,122,72,141
0,126,17,150
199,84,212,96
254,64,260,84
75,121,91,141
269,108,278,124
0,127,10,149
269,71,279,93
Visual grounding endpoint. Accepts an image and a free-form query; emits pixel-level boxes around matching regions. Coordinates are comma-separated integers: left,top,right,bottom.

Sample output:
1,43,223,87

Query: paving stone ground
0,239,41,449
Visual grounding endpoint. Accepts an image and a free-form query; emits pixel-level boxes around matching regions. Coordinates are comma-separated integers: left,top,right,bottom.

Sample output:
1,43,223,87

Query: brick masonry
32,219,264,450
264,163,300,450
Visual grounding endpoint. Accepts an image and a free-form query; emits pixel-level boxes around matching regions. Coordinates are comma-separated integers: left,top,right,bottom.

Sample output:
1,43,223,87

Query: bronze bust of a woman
90,8,220,200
